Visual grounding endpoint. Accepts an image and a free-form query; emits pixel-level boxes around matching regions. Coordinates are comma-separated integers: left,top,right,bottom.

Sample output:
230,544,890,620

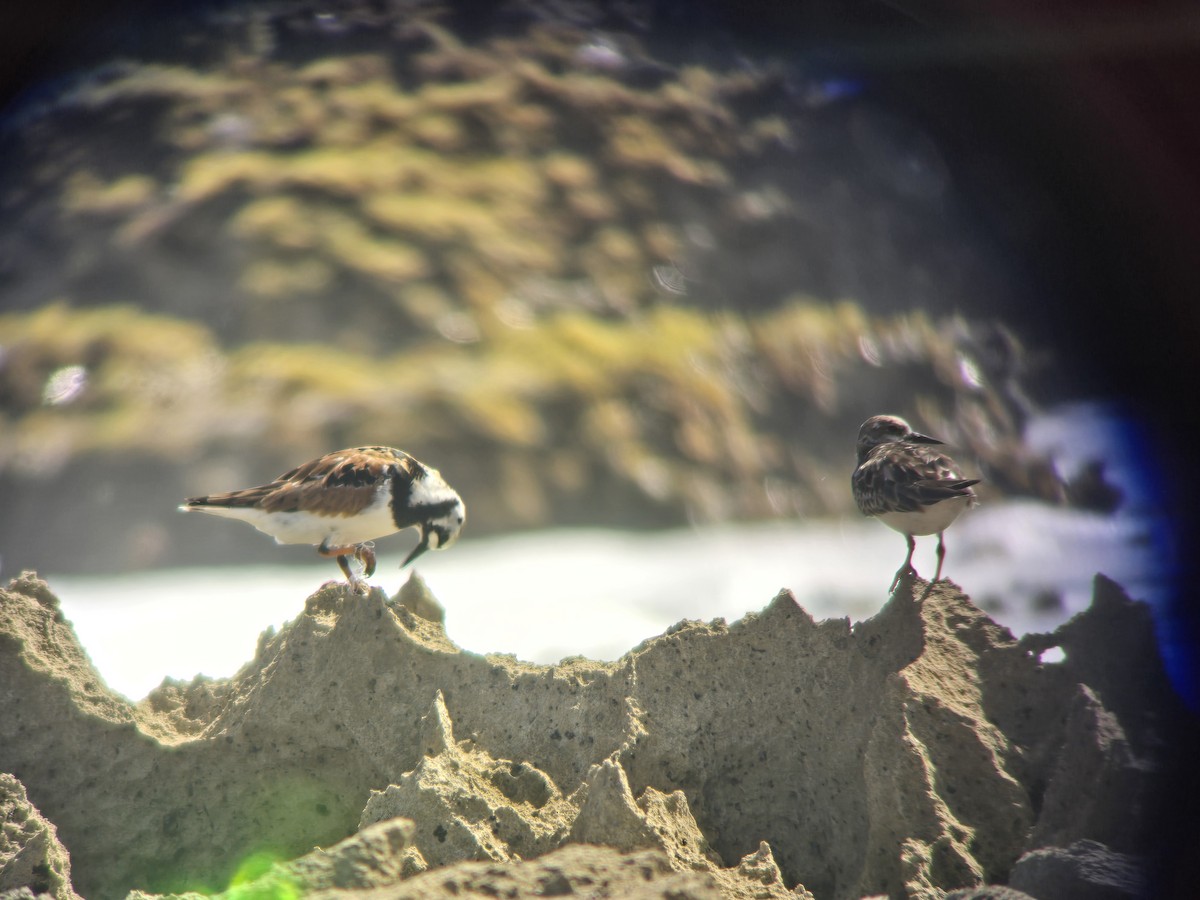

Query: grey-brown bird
852,415,979,591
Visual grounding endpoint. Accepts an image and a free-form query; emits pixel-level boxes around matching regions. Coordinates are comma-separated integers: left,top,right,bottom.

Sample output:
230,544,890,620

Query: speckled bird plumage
181,446,465,591
852,415,978,590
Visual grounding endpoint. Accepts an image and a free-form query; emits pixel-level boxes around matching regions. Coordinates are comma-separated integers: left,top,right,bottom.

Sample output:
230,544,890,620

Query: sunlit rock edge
0,569,1186,900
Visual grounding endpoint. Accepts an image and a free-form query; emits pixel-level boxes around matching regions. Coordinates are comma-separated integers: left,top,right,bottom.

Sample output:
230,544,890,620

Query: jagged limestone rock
321,844,726,900
568,756,663,851
1009,839,1148,900
0,571,1188,899
359,691,573,867
1029,685,1152,853
358,697,800,897
0,774,80,900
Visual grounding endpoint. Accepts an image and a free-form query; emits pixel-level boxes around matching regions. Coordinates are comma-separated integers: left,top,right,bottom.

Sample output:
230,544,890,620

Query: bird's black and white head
393,462,466,567
855,414,942,464
402,496,465,567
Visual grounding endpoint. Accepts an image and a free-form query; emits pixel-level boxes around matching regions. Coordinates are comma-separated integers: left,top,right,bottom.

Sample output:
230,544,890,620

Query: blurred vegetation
10,18,794,347
0,298,1057,534
0,1,1070,571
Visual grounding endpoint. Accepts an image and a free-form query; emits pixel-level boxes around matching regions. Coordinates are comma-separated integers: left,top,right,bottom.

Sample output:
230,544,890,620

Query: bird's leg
319,541,367,593
891,533,918,593
355,542,377,578
336,553,359,585
933,531,947,584
916,534,949,601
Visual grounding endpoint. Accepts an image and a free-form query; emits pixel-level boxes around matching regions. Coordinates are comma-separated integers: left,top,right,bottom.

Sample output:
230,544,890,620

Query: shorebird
851,415,979,591
182,446,464,592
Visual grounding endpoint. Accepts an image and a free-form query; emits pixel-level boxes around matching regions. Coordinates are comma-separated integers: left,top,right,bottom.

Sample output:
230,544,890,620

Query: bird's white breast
189,486,402,546
877,495,972,537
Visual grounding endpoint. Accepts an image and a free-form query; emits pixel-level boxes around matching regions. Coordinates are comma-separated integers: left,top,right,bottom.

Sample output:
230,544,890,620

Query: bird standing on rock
851,415,979,591
182,446,465,592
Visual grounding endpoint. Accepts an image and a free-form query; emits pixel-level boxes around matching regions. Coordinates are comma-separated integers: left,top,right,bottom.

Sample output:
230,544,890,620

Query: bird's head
402,493,466,567
855,414,942,462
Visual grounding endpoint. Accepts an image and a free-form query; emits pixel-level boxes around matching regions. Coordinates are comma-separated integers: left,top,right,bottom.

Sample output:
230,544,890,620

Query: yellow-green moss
3,10,1043,518
240,258,334,297
0,298,1036,517
62,173,157,215
44,19,826,338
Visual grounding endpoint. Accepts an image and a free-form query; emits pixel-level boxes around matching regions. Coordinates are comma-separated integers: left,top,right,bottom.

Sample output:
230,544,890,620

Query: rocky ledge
0,571,1192,900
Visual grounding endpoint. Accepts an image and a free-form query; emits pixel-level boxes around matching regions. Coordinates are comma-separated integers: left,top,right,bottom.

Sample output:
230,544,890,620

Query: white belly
877,496,971,537
189,489,402,546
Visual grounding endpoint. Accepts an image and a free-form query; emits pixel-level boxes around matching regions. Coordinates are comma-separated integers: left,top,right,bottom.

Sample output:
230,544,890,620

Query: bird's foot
323,544,371,594
890,564,918,594
354,542,377,578
338,555,369,595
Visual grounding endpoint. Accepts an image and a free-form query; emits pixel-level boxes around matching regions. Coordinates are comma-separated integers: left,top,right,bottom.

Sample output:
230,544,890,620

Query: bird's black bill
907,431,944,445
402,535,430,567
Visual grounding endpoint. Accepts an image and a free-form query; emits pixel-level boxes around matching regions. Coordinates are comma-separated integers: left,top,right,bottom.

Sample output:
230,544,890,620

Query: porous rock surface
1008,839,1147,900
0,773,80,900
0,570,1186,899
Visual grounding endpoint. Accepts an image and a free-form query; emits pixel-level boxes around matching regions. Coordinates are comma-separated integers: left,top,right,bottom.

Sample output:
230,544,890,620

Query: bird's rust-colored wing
186,447,418,518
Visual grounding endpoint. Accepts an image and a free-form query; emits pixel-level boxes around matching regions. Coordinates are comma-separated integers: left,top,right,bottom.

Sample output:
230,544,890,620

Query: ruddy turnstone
851,415,979,591
182,446,465,591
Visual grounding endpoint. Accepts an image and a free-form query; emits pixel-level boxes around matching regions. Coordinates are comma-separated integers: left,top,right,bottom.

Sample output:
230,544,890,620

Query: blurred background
0,0,1197,700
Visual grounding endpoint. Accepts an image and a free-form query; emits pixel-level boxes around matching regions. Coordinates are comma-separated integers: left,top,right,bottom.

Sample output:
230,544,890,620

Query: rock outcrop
0,570,1189,899
0,773,80,900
